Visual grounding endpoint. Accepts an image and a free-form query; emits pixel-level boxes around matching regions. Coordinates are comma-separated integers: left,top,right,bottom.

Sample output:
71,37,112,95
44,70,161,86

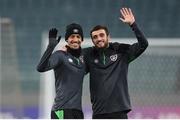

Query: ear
107,34,110,42
80,39,83,43
91,38,96,46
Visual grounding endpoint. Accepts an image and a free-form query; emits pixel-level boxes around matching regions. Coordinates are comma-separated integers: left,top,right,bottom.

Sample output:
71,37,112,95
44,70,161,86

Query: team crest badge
73,29,78,33
94,59,99,63
110,54,117,61
79,55,84,63
68,58,73,63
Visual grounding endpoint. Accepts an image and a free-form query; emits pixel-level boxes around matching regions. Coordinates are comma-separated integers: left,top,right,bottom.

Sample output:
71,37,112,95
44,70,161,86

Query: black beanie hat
65,23,83,41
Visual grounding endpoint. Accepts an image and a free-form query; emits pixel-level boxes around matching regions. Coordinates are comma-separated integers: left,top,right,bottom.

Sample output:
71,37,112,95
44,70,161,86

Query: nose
71,37,81,43
96,36,100,41
96,36,103,42
74,36,81,41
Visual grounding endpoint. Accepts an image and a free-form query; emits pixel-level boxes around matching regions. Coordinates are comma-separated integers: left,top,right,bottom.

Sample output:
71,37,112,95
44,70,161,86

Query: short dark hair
90,25,109,38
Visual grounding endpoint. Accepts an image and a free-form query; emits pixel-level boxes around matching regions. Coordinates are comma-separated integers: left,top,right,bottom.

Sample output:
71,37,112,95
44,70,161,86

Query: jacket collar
66,45,81,58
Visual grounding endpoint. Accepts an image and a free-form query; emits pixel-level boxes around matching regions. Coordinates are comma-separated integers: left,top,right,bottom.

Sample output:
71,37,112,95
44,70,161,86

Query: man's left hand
119,8,135,25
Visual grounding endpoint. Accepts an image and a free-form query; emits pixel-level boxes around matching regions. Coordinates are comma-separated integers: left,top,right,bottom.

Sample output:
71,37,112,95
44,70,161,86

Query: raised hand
49,28,61,46
119,8,135,25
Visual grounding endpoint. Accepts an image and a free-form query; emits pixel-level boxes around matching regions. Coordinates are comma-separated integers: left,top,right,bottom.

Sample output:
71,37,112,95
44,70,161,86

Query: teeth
72,43,79,46
72,42,79,44
98,41,103,44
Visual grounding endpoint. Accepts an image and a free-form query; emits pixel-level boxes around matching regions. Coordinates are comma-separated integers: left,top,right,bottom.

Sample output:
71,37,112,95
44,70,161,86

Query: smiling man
84,8,149,119
37,23,85,119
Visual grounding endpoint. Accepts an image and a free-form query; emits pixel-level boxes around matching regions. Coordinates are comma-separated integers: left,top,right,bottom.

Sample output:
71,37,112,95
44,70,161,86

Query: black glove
48,28,61,46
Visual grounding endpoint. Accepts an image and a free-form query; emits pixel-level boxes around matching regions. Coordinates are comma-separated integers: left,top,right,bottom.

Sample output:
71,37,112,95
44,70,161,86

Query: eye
77,35,81,39
69,35,75,39
92,35,97,39
99,33,105,37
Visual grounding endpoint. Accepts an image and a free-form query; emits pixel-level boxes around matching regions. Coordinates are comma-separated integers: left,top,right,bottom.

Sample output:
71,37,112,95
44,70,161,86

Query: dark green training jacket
84,23,148,115
37,45,85,111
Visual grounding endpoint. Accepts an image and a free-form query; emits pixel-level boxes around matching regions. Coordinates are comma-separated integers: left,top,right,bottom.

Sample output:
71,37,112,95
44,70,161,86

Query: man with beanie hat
37,23,85,119
65,23,84,42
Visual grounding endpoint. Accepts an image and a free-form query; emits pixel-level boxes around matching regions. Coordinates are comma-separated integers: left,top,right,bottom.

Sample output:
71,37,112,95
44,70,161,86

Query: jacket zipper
76,58,80,65
103,51,106,65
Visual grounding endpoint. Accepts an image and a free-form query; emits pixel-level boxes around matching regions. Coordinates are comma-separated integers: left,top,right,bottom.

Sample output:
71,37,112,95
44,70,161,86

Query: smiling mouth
71,41,80,44
72,42,79,45
70,42,80,47
97,41,104,45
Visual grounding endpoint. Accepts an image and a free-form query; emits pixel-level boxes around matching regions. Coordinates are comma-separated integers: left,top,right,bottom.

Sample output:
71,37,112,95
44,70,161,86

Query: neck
95,43,109,51
66,45,81,58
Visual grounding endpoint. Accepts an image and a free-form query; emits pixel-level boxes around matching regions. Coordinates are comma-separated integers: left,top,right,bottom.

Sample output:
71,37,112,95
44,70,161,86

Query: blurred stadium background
0,0,180,119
